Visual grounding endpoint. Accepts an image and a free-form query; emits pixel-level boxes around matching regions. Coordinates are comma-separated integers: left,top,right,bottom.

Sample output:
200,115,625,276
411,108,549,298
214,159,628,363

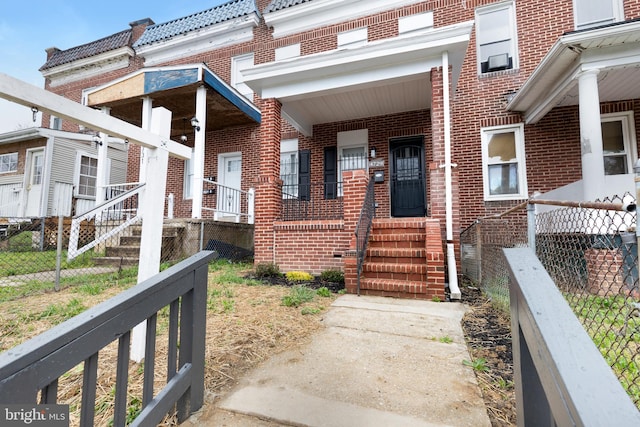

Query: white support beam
0,73,191,160
95,107,110,206
131,107,172,362
191,86,207,219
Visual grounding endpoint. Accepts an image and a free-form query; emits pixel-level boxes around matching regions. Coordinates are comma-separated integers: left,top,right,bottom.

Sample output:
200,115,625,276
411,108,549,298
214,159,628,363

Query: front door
217,153,242,221
390,137,426,217
24,149,45,217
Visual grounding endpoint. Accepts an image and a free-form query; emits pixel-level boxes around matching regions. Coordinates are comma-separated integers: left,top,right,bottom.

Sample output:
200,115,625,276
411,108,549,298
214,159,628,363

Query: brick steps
346,218,445,300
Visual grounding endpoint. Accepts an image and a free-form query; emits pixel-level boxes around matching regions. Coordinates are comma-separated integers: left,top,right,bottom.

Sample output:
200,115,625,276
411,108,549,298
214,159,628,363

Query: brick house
23,0,640,299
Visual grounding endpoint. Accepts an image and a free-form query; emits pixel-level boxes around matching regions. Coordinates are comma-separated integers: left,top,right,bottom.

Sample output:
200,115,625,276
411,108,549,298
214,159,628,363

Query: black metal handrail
280,182,344,221
355,179,375,295
0,251,216,426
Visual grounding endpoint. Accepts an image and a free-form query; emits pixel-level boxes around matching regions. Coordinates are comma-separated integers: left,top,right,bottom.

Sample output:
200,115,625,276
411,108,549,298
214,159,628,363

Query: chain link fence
0,216,253,292
461,193,640,408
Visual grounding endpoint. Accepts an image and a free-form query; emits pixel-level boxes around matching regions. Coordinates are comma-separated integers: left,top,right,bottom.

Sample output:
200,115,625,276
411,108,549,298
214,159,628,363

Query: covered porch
508,19,640,203
243,21,473,298
84,63,261,223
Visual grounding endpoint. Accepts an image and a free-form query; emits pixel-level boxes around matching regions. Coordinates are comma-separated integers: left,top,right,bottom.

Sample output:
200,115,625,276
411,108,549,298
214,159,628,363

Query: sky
0,1,229,133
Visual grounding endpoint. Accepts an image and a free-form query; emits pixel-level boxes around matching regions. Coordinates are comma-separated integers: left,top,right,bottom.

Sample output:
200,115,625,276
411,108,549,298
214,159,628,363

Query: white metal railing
67,183,145,260
202,178,254,224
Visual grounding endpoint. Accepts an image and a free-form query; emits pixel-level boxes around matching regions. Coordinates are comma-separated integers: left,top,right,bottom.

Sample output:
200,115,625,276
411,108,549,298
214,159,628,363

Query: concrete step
106,246,140,258
119,236,141,246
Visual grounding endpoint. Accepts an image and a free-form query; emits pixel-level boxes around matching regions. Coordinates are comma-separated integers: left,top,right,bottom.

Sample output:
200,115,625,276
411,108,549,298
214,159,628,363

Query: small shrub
320,269,344,284
282,285,316,307
254,262,281,278
301,306,322,315
316,287,331,297
285,271,313,282
431,296,442,302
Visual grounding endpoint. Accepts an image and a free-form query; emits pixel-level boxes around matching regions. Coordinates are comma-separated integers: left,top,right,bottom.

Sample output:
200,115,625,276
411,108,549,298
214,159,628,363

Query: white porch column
192,85,207,218
131,107,172,362
578,69,606,201
95,107,111,206
139,97,153,183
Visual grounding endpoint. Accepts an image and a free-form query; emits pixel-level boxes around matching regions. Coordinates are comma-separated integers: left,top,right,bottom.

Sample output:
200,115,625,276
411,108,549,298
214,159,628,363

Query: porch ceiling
85,64,261,139
508,20,640,124
244,21,473,136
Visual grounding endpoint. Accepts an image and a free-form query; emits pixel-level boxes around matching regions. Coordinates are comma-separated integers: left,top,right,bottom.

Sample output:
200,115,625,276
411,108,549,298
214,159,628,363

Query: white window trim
481,123,528,201
280,139,299,198
184,148,195,200
475,0,519,75
231,53,254,99
601,111,638,176
573,0,624,31
0,152,18,174
337,129,368,196
74,152,99,199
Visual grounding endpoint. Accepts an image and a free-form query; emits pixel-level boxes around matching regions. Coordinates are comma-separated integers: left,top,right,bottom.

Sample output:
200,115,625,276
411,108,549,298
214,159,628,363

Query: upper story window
0,153,18,173
602,112,637,176
50,116,62,130
398,12,434,34
275,44,301,61
231,53,254,100
481,124,527,201
574,0,624,30
476,1,518,74
337,28,367,49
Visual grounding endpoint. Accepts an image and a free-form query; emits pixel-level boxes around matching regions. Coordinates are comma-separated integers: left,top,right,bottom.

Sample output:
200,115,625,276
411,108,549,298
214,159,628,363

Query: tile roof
40,30,132,71
264,0,314,14
134,0,260,48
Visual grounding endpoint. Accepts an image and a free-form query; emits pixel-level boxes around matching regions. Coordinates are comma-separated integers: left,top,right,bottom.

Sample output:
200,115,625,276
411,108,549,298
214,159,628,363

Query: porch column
96,106,111,206
429,66,447,241
578,69,606,201
254,98,282,265
192,85,207,219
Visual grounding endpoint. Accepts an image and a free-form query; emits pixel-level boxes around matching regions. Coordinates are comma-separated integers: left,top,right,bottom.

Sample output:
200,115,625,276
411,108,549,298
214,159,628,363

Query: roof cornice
264,0,419,38
135,14,259,66
41,47,134,87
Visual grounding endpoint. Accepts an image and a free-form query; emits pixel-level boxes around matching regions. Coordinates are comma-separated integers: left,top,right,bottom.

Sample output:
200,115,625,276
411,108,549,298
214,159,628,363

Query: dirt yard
0,265,515,426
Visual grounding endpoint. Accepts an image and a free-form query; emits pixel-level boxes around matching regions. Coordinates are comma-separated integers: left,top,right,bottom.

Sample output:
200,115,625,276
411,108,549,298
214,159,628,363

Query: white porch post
578,69,606,201
95,107,111,205
131,107,172,362
192,85,207,219
139,97,153,184
248,188,255,224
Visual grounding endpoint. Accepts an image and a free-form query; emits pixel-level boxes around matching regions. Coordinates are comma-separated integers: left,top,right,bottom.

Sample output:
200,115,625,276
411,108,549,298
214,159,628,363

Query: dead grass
0,264,336,426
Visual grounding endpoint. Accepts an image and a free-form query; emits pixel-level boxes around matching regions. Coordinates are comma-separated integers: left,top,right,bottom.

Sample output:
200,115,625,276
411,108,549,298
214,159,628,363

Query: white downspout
442,51,461,300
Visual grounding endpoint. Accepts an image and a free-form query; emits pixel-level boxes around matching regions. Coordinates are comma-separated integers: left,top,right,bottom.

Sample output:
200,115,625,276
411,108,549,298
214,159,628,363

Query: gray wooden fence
505,248,640,426
0,250,215,426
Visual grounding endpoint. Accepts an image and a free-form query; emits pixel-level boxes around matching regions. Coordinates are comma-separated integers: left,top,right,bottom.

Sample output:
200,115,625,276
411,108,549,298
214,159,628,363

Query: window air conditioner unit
486,53,511,72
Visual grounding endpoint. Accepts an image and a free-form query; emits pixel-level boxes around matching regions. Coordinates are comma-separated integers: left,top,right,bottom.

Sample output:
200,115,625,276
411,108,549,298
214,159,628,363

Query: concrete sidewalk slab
191,295,491,427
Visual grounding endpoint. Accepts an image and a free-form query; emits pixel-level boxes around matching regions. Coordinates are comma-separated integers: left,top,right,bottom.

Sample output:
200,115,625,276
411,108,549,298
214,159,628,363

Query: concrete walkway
186,295,491,427
0,267,119,287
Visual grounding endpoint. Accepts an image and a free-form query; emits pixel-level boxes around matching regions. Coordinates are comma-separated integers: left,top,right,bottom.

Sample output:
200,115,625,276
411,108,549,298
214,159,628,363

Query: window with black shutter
324,147,337,199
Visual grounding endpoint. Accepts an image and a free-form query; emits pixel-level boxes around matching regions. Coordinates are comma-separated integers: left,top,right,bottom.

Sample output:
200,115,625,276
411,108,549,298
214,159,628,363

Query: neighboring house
20,0,640,299
0,128,128,218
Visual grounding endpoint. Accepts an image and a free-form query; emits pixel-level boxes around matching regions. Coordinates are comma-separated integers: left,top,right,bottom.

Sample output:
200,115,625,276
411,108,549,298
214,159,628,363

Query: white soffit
508,20,640,124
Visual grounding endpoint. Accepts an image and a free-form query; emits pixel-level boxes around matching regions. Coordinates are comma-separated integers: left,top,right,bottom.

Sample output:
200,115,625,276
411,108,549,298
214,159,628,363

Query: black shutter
324,147,337,200
298,149,310,201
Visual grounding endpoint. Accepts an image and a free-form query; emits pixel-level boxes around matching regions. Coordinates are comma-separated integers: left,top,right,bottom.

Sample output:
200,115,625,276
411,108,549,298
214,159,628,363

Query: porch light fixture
180,118,188,142
370,147,376,159
30,106,38,122
93,135,103,147
190,117,201,132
